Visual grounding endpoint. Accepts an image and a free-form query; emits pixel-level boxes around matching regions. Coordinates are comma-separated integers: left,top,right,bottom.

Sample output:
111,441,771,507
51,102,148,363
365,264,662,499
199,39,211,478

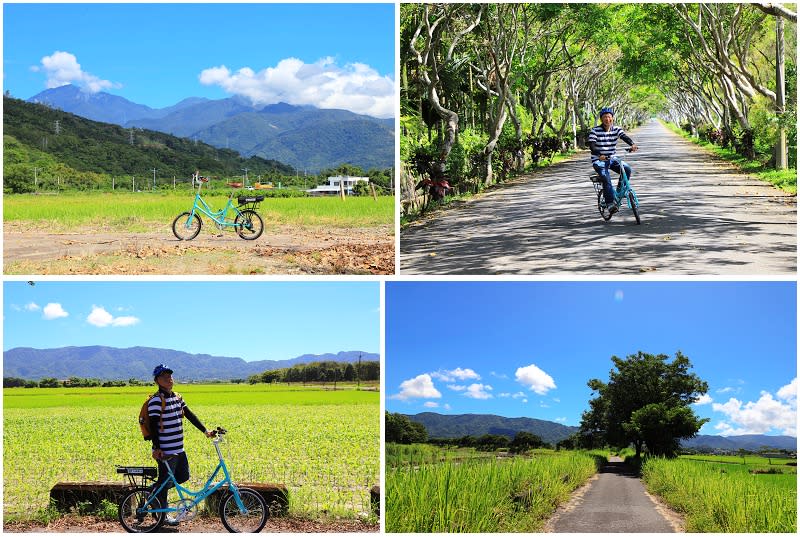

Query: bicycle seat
238,195,265,205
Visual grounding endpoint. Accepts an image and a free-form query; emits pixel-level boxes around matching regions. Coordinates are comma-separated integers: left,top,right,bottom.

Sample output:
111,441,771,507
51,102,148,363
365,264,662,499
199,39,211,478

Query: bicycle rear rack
116,466,157,488
237,195,265,211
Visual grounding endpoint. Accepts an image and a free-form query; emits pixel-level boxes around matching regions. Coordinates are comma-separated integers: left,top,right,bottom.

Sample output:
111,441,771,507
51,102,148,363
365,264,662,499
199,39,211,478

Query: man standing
589,107,638,214
148,364,213,523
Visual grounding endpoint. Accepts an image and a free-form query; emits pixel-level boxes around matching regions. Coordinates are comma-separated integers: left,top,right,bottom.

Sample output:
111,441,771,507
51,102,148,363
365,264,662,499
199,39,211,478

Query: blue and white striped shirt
148,392,186,455
588,125,628,162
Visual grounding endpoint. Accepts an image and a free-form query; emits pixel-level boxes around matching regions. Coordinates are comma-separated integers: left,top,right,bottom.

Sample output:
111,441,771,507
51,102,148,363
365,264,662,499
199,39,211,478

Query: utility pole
129,129,135,145
54,120,60,135
152,168,157,190
241,167,249,186
33,167,39,188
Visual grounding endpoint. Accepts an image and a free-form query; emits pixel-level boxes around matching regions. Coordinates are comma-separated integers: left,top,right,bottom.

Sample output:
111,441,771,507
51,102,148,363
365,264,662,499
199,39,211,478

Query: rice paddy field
3,191,393,230
3,383,379,522
642,455,797,532
386,444,602,532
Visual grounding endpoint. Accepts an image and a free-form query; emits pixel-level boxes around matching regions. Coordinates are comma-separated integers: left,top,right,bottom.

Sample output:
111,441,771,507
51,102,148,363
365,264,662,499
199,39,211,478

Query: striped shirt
588,125,627,162
148,391,186,455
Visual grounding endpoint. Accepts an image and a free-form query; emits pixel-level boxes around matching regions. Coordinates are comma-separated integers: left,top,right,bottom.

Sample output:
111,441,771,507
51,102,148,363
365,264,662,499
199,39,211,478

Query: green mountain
3,96,293,193
405,412,579,445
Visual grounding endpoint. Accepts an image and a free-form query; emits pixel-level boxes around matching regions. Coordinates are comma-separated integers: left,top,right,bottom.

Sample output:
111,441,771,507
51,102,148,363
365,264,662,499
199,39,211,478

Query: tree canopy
579,351,709,457
401,2,796,208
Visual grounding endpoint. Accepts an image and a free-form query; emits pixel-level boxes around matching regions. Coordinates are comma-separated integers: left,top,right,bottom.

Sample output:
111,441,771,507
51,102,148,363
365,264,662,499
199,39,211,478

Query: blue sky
3,3,395,117
4,280,380,362
386,281,797,437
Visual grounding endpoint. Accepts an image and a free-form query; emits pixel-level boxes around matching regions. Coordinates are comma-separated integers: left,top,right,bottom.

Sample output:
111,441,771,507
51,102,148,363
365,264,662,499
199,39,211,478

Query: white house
306,176,370,196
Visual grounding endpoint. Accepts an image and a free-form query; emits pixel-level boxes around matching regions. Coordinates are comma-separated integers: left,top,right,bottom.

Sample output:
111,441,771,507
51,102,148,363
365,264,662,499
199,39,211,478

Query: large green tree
579,351,709,457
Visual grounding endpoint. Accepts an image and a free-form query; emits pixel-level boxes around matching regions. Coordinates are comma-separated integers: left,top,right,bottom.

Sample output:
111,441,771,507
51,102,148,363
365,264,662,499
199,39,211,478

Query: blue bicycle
117,427,268,533
589,150,641,225
172,176,264,241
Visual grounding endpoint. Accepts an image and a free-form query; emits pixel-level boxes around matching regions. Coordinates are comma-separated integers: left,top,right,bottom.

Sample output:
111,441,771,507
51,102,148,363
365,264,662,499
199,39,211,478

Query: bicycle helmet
152,364,173,379
599,107,614,117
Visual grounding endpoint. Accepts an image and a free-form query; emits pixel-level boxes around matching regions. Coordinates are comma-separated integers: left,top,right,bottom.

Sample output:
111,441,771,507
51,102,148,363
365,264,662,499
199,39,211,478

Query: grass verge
661,121,796,194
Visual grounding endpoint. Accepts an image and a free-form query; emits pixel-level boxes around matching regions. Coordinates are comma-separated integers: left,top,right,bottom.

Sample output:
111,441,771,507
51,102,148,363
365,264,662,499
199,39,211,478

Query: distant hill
27,85,394,172
682,434,796,452
3,96,292,187
405,412,797,452
405,412,580,445
2,346,378,381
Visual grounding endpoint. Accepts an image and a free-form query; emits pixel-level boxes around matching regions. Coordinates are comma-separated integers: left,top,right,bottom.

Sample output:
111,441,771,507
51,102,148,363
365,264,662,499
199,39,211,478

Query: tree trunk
775,15,788,169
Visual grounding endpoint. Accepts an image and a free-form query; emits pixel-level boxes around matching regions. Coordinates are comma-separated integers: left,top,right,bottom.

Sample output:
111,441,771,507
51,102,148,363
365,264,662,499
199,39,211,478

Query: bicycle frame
139,437,248,518
605,157,638,209
183,181,244,230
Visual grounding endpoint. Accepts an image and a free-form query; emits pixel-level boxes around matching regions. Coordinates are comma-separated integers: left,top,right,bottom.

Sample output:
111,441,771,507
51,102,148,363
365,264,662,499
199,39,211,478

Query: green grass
642,456,796,532
661,121,797,194
3,384,379,521
386,449,602,532
3,191,394,230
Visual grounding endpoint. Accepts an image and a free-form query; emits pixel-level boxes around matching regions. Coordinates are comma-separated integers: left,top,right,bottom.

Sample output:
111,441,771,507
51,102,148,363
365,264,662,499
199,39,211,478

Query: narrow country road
400,120,796,274
547,457,679,533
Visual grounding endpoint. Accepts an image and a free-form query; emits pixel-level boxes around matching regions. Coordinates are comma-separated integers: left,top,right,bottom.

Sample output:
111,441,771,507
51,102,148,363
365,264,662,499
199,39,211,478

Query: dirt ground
3,514,379,533
3,223,395,275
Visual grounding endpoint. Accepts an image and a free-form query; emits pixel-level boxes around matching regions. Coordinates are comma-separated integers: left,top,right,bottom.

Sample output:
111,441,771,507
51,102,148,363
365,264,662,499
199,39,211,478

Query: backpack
138,391,183,441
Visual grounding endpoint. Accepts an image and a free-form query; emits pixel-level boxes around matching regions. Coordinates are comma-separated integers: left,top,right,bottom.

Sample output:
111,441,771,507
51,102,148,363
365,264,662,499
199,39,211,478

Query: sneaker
608,203,619,215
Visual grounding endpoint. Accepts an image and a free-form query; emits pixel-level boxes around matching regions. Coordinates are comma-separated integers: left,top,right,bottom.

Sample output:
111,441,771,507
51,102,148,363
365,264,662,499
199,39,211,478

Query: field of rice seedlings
3,191,393,230
3,384,379,521
641,456,797,532
386,447,602,532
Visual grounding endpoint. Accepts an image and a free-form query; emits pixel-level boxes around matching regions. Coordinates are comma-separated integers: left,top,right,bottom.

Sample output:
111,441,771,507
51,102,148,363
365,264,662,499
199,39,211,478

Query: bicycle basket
237,195,265,209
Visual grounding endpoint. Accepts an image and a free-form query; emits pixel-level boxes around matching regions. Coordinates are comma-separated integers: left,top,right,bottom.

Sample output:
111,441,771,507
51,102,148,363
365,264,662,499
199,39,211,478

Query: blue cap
153,364,173,379
599,107,614,117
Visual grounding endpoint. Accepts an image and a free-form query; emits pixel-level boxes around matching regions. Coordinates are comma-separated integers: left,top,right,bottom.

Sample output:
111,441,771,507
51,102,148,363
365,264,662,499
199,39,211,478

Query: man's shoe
608,203,619,215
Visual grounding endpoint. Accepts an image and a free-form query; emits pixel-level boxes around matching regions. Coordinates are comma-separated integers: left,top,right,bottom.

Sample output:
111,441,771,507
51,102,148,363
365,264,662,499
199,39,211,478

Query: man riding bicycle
589,107,638,214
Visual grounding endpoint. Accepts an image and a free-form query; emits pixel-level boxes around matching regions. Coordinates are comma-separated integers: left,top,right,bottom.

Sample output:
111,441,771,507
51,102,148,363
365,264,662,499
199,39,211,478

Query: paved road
548,457,677,533
400,120,796,274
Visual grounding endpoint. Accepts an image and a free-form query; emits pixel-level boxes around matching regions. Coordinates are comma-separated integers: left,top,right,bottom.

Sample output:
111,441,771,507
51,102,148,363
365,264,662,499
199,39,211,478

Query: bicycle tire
219,487,268,533
235,209,264,240
172,212,202,240
628,191,641,225
118,487,164,533
597,191,613,221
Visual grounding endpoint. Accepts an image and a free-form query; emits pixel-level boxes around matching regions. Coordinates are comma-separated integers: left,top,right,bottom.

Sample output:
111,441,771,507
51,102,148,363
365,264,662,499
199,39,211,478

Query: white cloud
447,384,467,391
391,374,441,400
86,306,140,328
712,378,797,436
499,393,511,398
42,303,68,320
511,392,526,399
693,394,713,405
516,364,557,395
463,383,493,400
491,371,509,379
33,51,118,93
423,401,439,408
555,417,567,423
522,398,528,403
443,404,452,410
25,302,41,312
199,57,394,118
431,368,481,382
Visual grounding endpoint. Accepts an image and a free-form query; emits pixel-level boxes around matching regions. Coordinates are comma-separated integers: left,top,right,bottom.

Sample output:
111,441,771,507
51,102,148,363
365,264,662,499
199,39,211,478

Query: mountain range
2,346,378,381
28,85,394,172
405,412,797,452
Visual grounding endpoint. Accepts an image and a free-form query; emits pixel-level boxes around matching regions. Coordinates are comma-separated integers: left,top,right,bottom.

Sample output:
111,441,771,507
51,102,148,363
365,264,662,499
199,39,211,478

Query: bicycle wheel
219,487,268,533
118,487,164,533
172,212,202,240
628,191,641,225
597,191,613,221
235,209,264,240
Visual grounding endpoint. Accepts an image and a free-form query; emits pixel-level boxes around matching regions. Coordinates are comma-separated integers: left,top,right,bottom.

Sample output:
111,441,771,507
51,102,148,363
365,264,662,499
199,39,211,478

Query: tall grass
386,451,601,532
641,457,796,532
3,191,393,230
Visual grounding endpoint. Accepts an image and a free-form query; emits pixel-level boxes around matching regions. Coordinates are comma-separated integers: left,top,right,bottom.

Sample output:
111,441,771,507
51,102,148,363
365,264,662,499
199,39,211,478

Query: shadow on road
599,460,640,478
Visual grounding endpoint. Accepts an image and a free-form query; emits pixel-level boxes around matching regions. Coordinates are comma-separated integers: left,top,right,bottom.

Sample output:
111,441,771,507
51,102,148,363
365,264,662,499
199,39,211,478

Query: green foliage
642,457,796,532
247,360,380,385
385,412,428,444
3,384,378,520
580,351,709,457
